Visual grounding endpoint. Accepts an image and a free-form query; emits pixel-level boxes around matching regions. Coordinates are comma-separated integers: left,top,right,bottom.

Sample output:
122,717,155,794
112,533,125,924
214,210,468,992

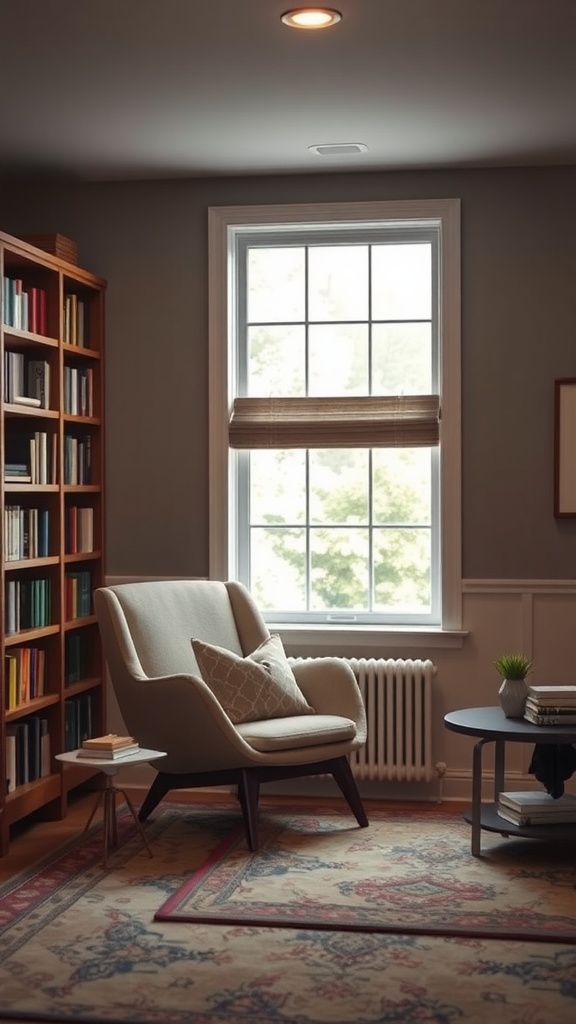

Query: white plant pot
498,678,528,718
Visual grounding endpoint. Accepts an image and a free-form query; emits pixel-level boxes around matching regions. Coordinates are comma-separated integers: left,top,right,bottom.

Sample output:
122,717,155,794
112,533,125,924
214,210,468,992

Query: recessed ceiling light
281,8,342,30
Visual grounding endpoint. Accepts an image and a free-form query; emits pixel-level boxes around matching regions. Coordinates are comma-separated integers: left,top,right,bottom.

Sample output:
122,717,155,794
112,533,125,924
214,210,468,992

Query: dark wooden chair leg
238,769,261,851
331,756,369,828
138,773,171,821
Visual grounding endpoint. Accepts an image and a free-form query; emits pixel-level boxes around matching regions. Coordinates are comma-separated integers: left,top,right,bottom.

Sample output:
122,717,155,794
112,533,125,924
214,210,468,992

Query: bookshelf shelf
5,406,60,419
64,551,102,564
5,773,62,825
63,415,101,425
65,676,102,697
62,343,101,358
1,229,107,855
6,693,61,721
4,484,60,495
3,329,59,349
4,624,61,644
63,485,101,494
6,772,61,800
64,614,99,629
6,559,59,572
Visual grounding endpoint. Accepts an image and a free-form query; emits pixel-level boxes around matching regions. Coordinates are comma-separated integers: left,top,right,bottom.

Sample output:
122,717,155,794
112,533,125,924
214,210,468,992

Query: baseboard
115,769,543,806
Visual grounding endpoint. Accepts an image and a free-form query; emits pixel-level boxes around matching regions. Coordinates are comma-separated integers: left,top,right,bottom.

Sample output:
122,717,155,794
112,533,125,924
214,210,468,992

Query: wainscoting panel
100,576,576,802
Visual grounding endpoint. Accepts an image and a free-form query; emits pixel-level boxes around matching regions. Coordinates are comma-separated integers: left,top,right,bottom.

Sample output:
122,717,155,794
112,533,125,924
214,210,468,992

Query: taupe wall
2,166,576,579
2,167,576,797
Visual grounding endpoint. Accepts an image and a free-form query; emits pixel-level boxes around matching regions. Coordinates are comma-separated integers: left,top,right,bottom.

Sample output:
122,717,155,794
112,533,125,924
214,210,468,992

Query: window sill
270,623,468,652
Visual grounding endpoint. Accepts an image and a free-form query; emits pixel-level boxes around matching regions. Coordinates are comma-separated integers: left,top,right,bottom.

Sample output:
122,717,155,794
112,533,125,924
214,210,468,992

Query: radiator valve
435,761,447,777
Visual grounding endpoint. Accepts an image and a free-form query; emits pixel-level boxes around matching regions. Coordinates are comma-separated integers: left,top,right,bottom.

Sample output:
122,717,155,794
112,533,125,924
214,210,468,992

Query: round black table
444,706,576,855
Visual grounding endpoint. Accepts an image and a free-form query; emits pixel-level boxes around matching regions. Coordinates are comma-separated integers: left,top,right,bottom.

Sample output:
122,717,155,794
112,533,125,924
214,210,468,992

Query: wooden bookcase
0,230,106,855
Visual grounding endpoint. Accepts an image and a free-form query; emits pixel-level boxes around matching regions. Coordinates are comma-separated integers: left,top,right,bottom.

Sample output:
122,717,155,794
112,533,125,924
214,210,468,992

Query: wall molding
463,578,576,594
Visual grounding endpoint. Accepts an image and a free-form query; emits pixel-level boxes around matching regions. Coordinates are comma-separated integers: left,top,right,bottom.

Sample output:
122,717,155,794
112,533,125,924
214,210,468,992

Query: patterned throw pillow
191,634,315,724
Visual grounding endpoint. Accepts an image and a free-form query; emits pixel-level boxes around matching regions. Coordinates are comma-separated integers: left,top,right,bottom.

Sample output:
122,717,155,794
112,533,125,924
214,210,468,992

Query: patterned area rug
156,806,576,942
0,802,576,1024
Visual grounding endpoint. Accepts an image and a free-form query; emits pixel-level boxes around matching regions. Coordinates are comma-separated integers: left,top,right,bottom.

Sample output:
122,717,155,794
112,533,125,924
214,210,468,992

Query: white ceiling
1,0,575,182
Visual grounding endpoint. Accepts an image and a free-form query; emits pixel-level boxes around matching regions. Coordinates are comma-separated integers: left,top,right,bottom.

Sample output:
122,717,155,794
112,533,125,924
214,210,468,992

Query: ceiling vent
308,143,368,157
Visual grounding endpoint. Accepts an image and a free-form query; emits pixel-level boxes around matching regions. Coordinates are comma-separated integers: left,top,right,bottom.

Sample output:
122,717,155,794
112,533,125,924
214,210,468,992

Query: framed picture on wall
554,379,576,516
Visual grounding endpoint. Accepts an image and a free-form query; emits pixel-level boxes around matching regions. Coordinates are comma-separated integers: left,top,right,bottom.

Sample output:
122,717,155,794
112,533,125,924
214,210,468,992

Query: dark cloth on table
528,743,576,798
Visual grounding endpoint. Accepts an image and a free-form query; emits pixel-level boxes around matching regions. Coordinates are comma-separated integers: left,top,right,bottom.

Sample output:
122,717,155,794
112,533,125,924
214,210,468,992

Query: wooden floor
0,786,466,884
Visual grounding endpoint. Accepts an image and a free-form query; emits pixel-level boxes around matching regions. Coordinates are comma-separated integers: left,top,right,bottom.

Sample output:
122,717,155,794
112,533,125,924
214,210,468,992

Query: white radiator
346,658,435,782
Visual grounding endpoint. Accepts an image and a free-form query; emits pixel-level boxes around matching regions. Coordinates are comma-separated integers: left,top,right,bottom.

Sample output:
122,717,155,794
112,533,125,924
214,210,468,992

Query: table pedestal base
82,774,153,867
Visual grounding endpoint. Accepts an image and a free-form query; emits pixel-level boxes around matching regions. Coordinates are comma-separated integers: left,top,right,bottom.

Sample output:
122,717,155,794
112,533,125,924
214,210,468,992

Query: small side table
444,707,576,856
56,747,167,867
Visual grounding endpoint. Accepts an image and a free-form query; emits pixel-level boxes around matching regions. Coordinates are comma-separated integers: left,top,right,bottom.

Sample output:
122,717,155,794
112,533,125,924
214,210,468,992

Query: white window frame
208,200,462,647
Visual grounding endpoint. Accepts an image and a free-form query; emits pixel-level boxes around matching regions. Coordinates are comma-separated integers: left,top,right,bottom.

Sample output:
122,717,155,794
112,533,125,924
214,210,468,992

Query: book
497,806,576,827
5,654,17,710
13,395,41,407
76,743,140,760
16,721,29,784
524,710,576,725
525,696,576,711
65,632,86,684
82,733,136,751
27,715,41,781
525,696,576,710
40,718,50,777
27,359,50,409
5,726,17,793
527,685,576,700
498,790,576,814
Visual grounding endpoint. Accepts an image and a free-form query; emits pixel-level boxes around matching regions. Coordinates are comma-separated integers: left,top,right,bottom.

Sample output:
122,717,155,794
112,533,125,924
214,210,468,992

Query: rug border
153,811,576,945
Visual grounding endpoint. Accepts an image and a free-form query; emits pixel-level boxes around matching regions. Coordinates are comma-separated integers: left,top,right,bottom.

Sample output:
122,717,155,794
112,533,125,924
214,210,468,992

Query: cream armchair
94,579,368,850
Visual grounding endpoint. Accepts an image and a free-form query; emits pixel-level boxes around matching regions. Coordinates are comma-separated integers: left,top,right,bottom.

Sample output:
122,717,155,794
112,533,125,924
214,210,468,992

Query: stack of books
524,685,576,725
77,734,139,759
498,790,576,827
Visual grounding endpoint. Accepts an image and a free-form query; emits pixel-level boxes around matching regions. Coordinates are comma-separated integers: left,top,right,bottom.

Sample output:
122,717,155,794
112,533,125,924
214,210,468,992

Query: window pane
248,247,305,322
250,450,307,524
372,449,431,525
374,528,431,612
309,449,369,525
372,243,431,321
220,206,456,628
310,528,369,610
250,527,306,609
248,326,305,396
308,246,368,322
372,323,432,394
309,324,368,395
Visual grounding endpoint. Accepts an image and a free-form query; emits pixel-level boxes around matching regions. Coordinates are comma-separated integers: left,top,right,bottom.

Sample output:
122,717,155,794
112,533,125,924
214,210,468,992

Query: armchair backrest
94,579,272,770
94,579,270,680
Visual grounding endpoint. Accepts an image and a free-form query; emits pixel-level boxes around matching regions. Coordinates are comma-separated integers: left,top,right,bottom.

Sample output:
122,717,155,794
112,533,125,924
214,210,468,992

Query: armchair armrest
291,658,367,741
113,670,262,773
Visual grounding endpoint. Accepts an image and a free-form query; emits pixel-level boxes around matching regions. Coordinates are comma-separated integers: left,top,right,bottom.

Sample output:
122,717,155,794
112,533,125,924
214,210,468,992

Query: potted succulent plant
494,653,533,718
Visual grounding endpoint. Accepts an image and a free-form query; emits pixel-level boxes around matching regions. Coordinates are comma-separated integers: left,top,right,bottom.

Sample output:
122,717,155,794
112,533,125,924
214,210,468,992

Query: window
208,200,461,635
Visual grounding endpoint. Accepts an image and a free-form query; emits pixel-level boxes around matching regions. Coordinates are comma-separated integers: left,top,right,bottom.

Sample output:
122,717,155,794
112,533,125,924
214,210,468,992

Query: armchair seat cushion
236,714,357,752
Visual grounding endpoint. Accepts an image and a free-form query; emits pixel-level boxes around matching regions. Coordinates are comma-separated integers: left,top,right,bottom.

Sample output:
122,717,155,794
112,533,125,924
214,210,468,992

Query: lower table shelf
464,803,576,842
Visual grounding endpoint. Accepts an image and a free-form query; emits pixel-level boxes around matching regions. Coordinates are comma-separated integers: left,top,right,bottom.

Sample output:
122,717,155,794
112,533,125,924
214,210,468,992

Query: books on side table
497,790,576,827
523,685,576,725
77,734,140,759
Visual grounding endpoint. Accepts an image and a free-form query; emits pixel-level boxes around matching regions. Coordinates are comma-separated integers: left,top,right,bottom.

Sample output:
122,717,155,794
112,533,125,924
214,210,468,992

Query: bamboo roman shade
229,395,440,449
